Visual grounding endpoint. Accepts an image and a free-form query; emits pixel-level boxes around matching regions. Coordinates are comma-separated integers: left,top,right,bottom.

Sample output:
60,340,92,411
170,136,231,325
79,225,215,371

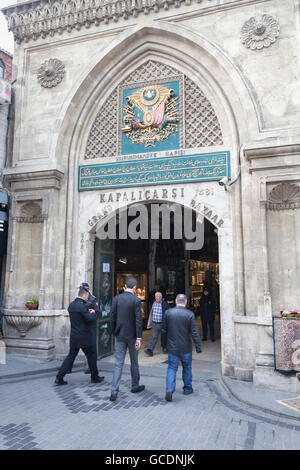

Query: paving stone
1,361,300,450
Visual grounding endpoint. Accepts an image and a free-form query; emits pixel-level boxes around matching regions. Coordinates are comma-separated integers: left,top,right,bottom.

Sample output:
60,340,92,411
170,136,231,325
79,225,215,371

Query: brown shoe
296,372,300,383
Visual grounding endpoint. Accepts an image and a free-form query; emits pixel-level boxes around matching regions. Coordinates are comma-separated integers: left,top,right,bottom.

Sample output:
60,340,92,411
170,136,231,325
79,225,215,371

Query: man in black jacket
110,277,144,401
162,294,201,402
54,287,104,386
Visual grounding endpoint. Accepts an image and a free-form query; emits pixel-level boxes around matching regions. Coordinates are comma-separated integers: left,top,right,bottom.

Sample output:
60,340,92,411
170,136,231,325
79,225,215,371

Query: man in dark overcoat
54,287,104,385
78,282,100,375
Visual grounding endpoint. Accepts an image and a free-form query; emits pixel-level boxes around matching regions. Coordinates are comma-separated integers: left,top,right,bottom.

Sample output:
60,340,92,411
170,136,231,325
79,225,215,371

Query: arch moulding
54,23,256,377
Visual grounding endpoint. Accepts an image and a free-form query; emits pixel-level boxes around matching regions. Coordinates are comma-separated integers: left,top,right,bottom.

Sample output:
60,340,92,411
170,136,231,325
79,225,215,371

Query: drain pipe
228,144,243,189
2,79,16,189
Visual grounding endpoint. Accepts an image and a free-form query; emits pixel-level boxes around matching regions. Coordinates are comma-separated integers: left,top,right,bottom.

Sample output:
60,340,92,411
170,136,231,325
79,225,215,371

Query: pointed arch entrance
89,196,228,372
54,22,261,377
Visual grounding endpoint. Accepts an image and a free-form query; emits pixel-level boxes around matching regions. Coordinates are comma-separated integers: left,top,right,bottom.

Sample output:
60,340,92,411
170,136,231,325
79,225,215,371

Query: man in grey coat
109,277,144,401
162,293,201,402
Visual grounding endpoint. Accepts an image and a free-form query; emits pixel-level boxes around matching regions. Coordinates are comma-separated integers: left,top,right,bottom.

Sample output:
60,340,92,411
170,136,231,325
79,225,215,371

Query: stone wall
1,0,300,390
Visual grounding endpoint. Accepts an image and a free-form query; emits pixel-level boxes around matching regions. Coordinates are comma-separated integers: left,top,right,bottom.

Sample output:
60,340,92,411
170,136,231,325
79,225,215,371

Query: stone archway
53,22,261,375
82,190,235,375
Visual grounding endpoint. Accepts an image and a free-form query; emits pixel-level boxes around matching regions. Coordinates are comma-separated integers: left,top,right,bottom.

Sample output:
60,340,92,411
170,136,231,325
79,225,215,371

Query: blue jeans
166,352,193,394
147,322,162,351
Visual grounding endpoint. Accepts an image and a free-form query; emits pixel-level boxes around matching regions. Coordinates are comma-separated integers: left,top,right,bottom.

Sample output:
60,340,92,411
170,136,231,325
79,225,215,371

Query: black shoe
183,388,193,396
165,391,173,402
211,338,215,342
85,369,90,374
91,376,104,383
110,392,118,402
144,349,153,357
131,385,145,393
54,378,68,386
202,338,207,341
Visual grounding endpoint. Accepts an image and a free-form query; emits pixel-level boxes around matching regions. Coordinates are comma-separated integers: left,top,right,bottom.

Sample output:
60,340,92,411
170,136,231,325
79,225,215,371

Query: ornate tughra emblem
122,84,179,148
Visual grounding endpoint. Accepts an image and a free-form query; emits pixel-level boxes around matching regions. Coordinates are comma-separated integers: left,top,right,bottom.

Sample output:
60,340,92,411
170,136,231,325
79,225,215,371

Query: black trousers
57,346,99,380
200,312,215,340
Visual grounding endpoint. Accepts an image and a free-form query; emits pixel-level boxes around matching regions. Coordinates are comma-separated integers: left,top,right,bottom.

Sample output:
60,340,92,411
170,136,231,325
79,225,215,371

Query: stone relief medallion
121,81,180,153
241,15,280,50
37,58,65,88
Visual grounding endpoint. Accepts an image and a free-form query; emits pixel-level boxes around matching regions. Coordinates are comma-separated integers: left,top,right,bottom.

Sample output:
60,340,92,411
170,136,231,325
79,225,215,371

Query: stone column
259,177,273,318
252,177,274,385
2,168,64,359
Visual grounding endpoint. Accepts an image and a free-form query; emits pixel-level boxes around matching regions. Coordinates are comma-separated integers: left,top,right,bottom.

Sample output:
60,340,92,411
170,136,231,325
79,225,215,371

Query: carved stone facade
3,0,253,44
1,0,300,392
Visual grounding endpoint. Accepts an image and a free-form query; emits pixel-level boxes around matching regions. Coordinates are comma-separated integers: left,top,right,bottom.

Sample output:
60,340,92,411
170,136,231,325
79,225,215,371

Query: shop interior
114,204,220,337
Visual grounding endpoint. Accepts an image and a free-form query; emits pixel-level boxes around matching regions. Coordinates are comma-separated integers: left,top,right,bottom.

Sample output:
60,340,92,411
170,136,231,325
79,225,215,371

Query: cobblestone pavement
1,360,300,451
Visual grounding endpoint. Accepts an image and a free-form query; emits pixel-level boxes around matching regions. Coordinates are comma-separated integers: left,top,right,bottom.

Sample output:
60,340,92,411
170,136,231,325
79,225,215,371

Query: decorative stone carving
37,59,65,88
85,60,223,159
14,201,46,223
184,76,223,148
267,183,300,210
5,314,42,338
85,89,118,160
241,15,280,50
122,60,179,86
3,0,212,44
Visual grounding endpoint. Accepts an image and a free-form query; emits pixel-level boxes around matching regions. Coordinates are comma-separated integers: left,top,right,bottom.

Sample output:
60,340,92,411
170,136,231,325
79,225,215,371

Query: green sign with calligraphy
78,151,230,191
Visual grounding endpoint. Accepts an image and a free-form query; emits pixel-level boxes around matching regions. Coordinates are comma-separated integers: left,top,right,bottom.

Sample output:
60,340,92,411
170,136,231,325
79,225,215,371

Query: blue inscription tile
78,151,230,191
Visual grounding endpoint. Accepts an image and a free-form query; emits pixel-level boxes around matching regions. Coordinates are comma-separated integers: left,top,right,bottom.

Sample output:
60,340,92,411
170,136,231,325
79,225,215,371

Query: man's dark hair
78,287,89,297
176,294,187,305
125,278,137,289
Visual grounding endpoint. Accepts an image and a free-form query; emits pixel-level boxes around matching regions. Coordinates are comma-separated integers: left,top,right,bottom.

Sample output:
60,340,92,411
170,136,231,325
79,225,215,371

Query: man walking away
162,294,201,402
54,287,104,385
110,278,145,401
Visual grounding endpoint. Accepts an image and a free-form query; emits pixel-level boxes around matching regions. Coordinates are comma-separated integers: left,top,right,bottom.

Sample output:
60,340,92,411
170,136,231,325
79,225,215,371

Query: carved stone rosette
267,183,300,210
37,58,65,88
5,314,43,338
241,15,280,50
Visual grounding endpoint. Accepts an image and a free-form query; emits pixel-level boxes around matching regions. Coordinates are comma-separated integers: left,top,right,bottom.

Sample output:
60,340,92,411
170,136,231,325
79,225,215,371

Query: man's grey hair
125,277,137,289
78,287,89,297
176,294,187,305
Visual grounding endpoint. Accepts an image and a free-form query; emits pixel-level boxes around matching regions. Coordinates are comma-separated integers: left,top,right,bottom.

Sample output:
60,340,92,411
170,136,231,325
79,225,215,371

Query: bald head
176,294,187,307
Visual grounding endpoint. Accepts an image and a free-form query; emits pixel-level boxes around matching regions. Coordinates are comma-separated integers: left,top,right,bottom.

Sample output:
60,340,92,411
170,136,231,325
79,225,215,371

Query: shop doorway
93,202,220,358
